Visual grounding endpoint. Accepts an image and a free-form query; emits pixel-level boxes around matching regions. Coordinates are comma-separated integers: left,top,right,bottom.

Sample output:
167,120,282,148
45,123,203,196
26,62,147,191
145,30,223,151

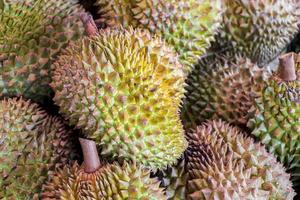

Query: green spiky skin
0,0,84,104
95,0,223,70
248,55,300,189
51,28,187,169
185,120,295,200
214,0,299,66
157,157,188,200
181,55,268,129
42,162,166,199
0,98,78,199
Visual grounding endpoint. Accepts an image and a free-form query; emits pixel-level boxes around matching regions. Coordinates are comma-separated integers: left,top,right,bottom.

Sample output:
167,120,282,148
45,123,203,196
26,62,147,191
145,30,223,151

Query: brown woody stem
79,138,101,173
80,13,98,37
278,52,297,81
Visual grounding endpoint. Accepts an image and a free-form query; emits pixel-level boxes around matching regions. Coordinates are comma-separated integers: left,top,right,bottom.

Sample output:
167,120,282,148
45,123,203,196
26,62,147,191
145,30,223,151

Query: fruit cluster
1,0,299,199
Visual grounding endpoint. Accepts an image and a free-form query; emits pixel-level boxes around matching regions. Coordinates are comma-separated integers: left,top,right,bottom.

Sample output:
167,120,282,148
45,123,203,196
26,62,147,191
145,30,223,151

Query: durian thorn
79,138,101,173
278,52,297,81
0,0,3,10
80,13,98,37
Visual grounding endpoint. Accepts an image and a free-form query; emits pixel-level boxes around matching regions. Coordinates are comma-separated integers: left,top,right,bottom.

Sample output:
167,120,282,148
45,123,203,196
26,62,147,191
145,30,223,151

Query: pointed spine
0,0,4,10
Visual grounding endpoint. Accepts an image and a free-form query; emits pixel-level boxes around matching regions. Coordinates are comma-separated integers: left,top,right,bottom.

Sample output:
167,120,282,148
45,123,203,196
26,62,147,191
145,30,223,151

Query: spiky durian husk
51,28,187,169
248,56,300,188
185,120,295,200
95,0,223,69
157,157,188,200
181,55,267,129
42,162,166,199
0,0,84,104
214,0,299,66
0,98,77,199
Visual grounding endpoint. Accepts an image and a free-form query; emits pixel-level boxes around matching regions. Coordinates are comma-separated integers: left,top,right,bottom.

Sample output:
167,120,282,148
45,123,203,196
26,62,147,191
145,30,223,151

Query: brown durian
181,54,268,129
185,120,295,199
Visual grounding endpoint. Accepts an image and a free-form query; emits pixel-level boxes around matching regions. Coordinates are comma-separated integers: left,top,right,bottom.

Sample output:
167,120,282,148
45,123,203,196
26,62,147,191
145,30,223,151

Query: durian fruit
42,138,166,199
185,120,295,200
95,0,223,69
0,98,77,199
248,52,300,189
51,16,187,169
214,0,300,66
0,0,84,103
181,54,268,129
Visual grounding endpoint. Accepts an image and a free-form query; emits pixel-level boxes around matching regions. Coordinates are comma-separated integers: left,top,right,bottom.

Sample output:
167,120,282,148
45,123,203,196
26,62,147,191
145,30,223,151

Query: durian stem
278,52,297,81
80,13,98,37
79,138,101,173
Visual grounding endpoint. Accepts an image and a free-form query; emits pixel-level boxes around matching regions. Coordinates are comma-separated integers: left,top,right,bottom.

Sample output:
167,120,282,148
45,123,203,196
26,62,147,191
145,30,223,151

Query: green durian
42,138,166,200
0,0,84,104
181,54,268,129
248,52,300,189
95,0,223,69
51,25,187,170
184,120,295,199
214,0,299,66
0,98,78,199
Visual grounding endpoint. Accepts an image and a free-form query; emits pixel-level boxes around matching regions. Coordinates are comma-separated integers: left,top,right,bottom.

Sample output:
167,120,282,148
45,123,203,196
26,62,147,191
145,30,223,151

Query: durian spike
278,52,297,81
80,13,98,37
0,0,3,10
79,138,101,173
